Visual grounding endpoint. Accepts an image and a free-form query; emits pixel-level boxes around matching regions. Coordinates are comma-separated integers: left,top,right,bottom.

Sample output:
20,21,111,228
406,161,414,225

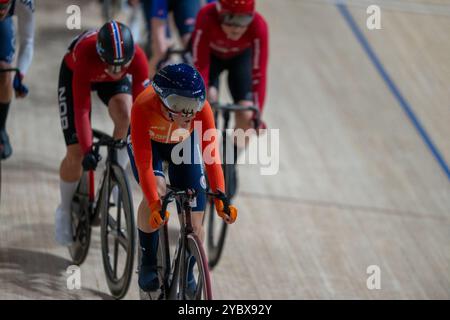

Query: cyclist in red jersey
127,63,237,292
192,0,268,124
55,21,149,246
191,0,269,195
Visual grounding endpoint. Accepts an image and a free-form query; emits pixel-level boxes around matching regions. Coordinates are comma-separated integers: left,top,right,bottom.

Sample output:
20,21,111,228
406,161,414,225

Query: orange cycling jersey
130,86,225,208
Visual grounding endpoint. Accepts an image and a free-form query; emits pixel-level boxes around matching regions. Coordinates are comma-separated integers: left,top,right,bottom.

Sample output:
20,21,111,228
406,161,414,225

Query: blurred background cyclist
191,0,269,195
141,0,216,77
0,0,35,159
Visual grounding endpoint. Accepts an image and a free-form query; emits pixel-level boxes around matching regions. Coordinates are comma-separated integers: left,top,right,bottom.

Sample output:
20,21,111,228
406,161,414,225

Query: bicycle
205,102,260,269
0,68,23,206
139,186,232,300
69,129,135,299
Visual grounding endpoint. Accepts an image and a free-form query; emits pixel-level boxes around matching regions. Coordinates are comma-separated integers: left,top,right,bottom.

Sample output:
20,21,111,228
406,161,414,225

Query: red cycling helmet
217,0,255,27
217,0,255,16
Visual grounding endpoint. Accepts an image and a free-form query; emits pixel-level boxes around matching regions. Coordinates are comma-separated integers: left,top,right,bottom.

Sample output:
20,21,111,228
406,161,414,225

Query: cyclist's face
161,105,195,128
104,62,131,79
221,24,248,41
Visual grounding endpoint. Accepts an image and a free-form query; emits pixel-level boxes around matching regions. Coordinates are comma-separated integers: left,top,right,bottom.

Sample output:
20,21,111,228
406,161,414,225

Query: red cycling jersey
64,31,150,154
130,86,225,208
191,3,269,110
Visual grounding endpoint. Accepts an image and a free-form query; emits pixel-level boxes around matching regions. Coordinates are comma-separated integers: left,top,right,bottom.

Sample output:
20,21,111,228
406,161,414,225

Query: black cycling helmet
96,20,135,67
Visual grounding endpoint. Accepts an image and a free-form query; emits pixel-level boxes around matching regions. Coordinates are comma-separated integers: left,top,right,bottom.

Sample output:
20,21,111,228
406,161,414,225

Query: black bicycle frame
158,188,228,299
90,130,125,222
159,189,193,299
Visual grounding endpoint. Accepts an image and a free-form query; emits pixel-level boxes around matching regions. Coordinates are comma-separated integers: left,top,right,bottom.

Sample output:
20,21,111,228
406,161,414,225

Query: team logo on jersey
143,79,151,88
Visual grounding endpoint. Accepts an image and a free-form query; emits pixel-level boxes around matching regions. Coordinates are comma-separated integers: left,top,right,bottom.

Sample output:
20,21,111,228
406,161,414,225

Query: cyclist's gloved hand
82,149,101,171
149,201,170,230
214,198,237,224
13,72,29,98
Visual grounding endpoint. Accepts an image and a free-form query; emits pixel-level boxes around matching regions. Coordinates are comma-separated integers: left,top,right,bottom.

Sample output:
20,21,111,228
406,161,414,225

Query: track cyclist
191,0,269,194
0,0,35,159
55,21,149,246
142,0,213,77
127,63,237,293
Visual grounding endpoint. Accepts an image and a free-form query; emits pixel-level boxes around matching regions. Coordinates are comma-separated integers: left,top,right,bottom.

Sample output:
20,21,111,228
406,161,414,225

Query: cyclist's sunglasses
220,13,254,27
161,95,204,119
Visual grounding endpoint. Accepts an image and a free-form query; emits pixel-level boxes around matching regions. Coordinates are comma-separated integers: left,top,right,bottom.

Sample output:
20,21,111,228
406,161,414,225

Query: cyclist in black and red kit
191,0,269,194
55,21,149,246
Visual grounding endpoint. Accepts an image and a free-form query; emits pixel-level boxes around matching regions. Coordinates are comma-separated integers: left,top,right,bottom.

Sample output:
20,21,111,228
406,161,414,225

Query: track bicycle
69,129,135,299
139,186,231,300
205,102,260,269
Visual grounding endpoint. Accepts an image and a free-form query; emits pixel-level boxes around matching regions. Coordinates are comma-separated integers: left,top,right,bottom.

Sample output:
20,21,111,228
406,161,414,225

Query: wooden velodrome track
0,0,449,299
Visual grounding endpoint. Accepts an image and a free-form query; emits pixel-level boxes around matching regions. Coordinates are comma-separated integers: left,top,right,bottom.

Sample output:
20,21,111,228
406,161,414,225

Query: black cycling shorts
57,60,132,146
208,48,253,103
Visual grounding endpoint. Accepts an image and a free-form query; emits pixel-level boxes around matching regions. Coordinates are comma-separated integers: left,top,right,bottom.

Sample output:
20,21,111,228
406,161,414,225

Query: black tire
100,164,135,299
206,198,228,269
68,172,92,265
184,233,213,300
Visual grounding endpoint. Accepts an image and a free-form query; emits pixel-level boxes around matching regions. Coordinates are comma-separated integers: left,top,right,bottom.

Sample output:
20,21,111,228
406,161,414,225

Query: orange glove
214,199,237,224
149,201,170,230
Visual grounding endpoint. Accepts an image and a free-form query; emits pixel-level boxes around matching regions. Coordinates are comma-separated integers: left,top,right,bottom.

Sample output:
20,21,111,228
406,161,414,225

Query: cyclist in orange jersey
127,63,237,292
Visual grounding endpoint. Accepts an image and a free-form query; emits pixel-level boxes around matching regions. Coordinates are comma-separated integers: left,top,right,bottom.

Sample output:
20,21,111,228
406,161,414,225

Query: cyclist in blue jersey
141,0,215,77
0,0,35,159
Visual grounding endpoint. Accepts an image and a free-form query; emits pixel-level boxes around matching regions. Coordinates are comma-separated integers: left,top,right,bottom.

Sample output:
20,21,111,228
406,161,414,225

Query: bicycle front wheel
100,164,135,299
185,233,213,300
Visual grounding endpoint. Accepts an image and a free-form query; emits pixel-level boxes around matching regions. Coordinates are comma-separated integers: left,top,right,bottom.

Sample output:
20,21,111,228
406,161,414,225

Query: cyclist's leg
0,16,15,159
127,131,166,291
148,0,169,77
172,0,200,47
95,76,132,170
168,131,206,289
56,60,84,246
207,53,224,104
227,48,254,135
225,49,253,196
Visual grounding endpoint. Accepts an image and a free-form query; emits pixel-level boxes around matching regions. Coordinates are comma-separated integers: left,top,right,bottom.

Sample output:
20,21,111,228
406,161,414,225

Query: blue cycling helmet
152,63,206,117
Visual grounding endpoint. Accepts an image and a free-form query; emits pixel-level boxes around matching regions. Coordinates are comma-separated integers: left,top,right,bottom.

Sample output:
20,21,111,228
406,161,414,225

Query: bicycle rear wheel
206,198,228,269
185,233,213,300
68,172,92,265
100,164,135,299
